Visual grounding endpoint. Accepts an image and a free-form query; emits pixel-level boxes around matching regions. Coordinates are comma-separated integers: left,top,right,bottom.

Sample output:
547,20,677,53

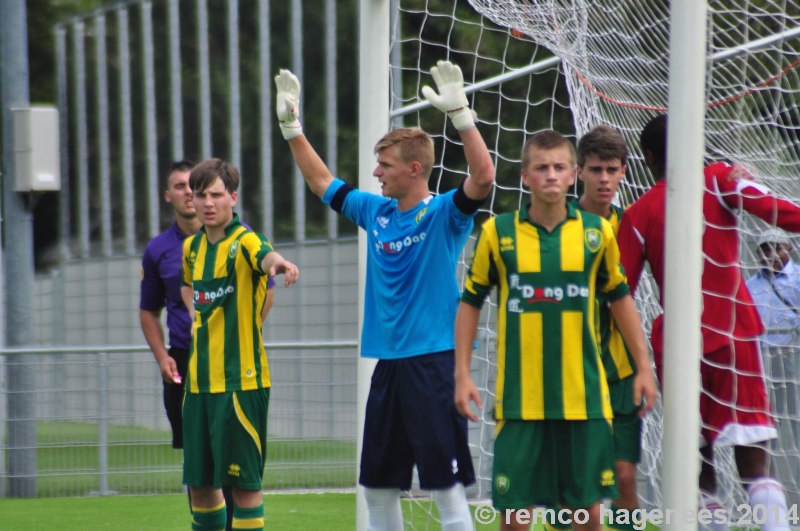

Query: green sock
191,502,227,531
232,503,264,530
605,504,640,531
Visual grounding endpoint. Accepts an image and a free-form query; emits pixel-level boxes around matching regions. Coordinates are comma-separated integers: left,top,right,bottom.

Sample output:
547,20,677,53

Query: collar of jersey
202,214,243,243
519,200,579,225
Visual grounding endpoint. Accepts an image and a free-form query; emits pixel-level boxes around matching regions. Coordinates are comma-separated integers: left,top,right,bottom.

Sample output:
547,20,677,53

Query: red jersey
617,162,800,364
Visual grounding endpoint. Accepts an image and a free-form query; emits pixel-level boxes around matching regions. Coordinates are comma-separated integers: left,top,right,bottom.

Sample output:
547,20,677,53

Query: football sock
232,503,264,531
364,487,403,531
431,483,474,531
748,477,790,531
192,501,227,531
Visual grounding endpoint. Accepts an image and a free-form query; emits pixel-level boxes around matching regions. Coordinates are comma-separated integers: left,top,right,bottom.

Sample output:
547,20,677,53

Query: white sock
431,483,474,531
364,487,404,531
748,477,790,531
698,491,729,531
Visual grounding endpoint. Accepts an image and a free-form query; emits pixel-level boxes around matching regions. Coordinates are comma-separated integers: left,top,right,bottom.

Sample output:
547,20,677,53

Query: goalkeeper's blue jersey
322,178,474,359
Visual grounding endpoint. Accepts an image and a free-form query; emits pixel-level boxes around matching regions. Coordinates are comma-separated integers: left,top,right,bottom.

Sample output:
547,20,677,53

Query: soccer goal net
389,0,800,525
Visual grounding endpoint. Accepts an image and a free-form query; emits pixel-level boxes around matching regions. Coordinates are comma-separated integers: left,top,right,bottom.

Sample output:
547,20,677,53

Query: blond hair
374,128,435,178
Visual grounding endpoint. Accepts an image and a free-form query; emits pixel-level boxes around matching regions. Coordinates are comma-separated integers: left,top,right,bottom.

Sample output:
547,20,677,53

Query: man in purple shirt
139,160,274,528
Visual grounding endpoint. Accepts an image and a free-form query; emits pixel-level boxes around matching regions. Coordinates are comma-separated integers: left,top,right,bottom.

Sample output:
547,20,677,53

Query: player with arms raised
274,60,495,530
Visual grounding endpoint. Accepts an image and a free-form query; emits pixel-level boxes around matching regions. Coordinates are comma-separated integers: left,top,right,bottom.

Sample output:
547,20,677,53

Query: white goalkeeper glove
421,60,476,131
274,69,303,140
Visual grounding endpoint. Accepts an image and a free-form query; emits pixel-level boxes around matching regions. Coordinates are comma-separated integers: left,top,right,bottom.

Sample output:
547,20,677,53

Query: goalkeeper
274,60,495,530
618,114,800,531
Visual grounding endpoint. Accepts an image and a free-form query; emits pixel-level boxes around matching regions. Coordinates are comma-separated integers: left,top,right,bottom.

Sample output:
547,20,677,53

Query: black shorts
359,350,475,490
164,347,189,449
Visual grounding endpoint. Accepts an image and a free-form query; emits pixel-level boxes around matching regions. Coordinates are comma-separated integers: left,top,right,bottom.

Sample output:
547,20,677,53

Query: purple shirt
140,223,195,349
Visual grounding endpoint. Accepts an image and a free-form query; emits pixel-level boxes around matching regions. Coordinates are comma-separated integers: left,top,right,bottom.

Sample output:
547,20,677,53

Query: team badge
228,241,239,259
495,474,510,495
415,207,428,224
584,228,602,253
188,250,197,268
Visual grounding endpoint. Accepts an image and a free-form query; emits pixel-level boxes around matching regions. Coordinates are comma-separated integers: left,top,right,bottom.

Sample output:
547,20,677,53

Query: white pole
357,1,389,529
662,1,707,528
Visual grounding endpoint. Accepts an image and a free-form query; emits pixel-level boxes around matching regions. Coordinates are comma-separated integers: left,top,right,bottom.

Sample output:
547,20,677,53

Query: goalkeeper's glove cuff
279,119,303,140
448,107,477,131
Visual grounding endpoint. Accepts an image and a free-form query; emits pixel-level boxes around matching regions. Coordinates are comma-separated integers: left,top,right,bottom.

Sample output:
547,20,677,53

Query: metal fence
0,342,358,498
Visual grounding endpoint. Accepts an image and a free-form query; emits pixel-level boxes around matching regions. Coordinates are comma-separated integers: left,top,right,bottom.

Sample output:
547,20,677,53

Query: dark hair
164,159,195,188
189,158,240,194
521,130,575,169
577,125,628,167
640,114,667,172
170,159,194,173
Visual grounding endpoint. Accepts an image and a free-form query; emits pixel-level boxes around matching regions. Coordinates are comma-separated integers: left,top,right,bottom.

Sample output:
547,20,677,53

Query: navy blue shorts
359,350,475,490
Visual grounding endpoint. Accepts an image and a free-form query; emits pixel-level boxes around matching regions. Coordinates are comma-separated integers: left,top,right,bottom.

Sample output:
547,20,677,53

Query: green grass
0,492,686,530
29,421,356,497
0,493,529,531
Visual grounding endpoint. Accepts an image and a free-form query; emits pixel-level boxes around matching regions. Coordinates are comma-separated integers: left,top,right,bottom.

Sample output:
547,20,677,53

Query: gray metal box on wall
12,106,60,192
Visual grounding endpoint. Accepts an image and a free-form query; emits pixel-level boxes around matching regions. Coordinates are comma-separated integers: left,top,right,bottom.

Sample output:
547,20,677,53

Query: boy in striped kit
180,158,299,531
455,130,657,531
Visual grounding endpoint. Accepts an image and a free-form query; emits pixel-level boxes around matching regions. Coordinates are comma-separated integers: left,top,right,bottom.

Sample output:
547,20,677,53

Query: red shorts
658,339,777,447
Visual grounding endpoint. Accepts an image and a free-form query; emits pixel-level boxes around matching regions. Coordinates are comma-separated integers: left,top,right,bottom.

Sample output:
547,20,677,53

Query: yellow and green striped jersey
462,202,629,420
572,201,637,383
181,216,273,394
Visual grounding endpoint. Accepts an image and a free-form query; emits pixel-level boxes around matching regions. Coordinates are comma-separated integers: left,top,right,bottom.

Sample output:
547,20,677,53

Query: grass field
0,492,516,530
32,421,355,496
0,492,675,530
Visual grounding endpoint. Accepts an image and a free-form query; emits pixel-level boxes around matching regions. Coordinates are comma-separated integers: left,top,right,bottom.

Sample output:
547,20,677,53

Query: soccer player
618,114,800,531
274,60,495,530
140,160,275,530
455,130,657,531
573,126,647,531
180,158,299,531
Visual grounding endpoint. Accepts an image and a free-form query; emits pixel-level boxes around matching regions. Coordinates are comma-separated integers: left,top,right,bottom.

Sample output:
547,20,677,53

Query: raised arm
274,69,334,198
421,60,495,201
708,162,800,232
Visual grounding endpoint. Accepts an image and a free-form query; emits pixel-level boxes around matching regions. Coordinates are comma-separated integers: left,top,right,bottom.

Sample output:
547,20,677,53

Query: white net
391,0,800,526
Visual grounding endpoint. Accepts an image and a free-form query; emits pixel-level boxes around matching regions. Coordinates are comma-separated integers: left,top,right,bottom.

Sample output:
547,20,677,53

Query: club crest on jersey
415,207,428,224
584,228,602,253
228,241,239,259
495,474,510,495
376,216,389,228
188,250,197,268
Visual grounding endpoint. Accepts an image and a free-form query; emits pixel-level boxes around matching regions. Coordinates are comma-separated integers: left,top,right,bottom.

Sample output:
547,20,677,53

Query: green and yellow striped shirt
462,202,628,420
572,201,637,383
181,216,272,394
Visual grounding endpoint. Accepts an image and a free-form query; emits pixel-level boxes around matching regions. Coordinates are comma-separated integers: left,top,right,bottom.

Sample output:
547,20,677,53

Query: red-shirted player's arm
617,211,646,294
709,162,800,231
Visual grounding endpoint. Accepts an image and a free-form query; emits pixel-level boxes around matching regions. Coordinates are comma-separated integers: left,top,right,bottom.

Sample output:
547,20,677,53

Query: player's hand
421,60,476,131
274,69,303,140
729,162,756,182
158,356,180,384
455,374,483,422
270,259,299,287
633,369,658,416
